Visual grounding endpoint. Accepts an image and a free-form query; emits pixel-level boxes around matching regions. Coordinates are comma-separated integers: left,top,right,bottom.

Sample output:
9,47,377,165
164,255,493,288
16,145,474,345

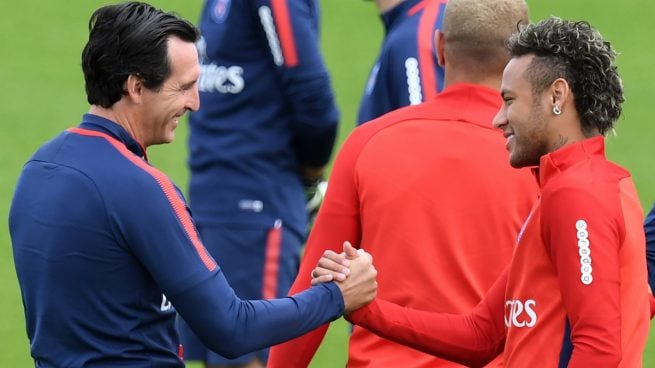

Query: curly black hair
507,16,623,135
82,2,199,108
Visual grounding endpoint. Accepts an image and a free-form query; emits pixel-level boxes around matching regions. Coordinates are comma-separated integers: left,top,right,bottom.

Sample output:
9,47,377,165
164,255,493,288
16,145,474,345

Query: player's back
347,84,538,367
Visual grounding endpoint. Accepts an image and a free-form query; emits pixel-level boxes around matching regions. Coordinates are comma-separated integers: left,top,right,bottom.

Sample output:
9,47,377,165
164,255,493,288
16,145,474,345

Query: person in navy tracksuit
358,0,447,125
8,3,375,367
181,1,340,366
644,203,655,311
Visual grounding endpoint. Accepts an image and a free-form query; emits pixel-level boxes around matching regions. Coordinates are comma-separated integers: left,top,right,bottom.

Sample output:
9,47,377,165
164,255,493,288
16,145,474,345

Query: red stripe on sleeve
270,0,298,67
407,0,426,16
68,127,217,272
417,0,446,101
262,220,283,299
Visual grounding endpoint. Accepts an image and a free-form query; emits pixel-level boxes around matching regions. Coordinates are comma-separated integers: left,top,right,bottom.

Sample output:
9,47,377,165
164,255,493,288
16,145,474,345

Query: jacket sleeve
171,271,344,358
541,186,623,367
117,169,345,358
254,0,339,167
347,270,508,367
267,126,369,367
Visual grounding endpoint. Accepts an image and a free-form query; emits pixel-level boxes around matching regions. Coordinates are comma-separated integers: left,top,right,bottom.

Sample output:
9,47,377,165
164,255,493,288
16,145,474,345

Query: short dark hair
507,16,623,135
81,2,199,108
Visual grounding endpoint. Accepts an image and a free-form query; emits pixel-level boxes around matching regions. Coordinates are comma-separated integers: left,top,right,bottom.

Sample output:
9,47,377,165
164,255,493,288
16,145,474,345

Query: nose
492,106,507,130
187,85,200,112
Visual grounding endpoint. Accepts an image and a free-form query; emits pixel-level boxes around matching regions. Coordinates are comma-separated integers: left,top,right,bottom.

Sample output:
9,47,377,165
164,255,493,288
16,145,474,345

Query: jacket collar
79,113,148,160
381,0,424,32
411,83,503,130
535,136,606,188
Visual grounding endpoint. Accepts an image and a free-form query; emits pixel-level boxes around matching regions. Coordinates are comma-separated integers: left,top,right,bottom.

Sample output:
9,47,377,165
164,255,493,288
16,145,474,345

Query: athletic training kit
350,136,649,367
268,84,538,367
182,0,339,363
9,114,344,367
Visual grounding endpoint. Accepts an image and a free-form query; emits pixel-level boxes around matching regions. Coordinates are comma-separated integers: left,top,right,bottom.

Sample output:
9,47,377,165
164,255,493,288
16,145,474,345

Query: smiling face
139,36,200,147
493,54,552,168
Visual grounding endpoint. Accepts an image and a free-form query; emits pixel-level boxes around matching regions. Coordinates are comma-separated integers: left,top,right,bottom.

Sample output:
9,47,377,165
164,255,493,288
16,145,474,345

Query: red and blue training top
9,114,344,368
350,136,650,367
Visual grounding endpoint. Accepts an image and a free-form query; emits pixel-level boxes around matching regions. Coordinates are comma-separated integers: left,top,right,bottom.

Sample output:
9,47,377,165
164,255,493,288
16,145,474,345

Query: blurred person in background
644,204,655,313
178,0,339,367
358,0,447,125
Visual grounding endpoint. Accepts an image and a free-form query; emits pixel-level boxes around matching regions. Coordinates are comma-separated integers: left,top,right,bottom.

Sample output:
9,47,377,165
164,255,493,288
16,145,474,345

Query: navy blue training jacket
358,0,446,124
188,0,339,236
9,114,344,367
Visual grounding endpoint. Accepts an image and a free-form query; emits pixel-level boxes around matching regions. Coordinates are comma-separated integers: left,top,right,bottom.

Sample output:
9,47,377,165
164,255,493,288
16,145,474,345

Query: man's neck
88,104,144,147
444,70,502,92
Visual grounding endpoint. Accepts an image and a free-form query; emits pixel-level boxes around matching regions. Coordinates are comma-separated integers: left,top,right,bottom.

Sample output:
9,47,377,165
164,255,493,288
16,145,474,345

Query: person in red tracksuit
268,0,535,367
315,16,650,368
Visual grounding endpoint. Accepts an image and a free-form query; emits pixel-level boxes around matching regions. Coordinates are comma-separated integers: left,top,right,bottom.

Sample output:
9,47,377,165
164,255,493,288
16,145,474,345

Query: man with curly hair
314,16,650,367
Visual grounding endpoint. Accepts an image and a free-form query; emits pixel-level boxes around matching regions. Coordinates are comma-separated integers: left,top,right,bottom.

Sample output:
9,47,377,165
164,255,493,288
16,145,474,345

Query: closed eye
500,90,514,105
180,80,197,91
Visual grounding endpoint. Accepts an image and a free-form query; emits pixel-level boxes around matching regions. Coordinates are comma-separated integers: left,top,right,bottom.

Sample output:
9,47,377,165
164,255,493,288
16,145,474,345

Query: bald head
439,0,529,83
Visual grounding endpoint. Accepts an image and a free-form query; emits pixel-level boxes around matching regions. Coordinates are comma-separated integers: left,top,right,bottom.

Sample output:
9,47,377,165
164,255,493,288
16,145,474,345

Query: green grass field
1,1,654,366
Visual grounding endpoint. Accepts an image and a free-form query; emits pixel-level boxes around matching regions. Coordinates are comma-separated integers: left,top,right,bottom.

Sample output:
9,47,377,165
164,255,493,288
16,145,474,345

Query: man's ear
124,74,144,103
550,78,571,111
434,29,445,67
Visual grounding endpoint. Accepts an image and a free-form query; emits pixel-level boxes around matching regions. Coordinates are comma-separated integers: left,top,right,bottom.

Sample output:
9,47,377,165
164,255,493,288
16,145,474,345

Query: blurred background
1,1,653,366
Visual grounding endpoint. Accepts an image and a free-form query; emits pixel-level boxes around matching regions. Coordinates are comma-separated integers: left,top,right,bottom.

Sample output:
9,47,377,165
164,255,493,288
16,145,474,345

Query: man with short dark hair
316,16,650,367
8,2,377,367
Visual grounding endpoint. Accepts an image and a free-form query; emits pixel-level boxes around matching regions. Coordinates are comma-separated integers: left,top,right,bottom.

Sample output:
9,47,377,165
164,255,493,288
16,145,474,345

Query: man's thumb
343,241,359,259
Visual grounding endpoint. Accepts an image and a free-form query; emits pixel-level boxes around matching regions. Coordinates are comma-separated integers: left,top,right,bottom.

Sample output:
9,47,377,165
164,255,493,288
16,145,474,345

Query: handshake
311,241,378,314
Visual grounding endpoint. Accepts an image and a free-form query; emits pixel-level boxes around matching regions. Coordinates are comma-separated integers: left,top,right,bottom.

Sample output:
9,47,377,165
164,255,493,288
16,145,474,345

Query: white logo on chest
504,299,537,328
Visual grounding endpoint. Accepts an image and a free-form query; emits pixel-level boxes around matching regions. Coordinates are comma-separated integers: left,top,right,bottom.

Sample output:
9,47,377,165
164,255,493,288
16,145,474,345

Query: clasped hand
311,241,377,314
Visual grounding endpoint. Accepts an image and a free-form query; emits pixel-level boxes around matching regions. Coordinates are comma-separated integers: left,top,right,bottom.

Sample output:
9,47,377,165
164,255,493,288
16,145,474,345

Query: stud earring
552,105,562,116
